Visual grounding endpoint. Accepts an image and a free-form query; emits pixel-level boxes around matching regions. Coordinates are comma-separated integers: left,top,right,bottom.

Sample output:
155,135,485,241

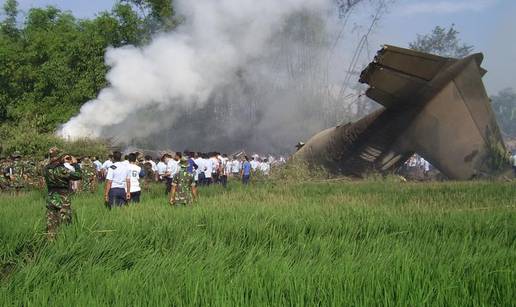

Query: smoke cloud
59,0,375,153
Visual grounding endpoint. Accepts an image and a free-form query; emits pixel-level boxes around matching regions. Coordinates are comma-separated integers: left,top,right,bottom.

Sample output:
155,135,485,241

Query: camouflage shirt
143,162,155,181
44,162,82,190
172,166,195,204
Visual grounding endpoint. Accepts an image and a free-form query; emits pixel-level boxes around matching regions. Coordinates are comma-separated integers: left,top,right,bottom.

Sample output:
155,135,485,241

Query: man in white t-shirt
231,157,241,177
204,153,213,185
128,153,145,203
209,153,220,184
219,154,230,188
511,151,516,177
250,157,259,172
194,152,205,185
101,155,113,180
122,154,130,165
92,157,102,172
104,151,131,208
156,155,167,182
259,159,271,176
164,153,180,193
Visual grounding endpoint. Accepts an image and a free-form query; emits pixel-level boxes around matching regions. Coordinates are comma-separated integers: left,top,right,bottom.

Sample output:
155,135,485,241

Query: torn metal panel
294,45,509,180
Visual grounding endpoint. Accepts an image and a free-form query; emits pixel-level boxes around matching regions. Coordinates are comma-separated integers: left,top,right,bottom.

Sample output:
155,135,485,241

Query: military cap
179,157,189,167
48,147,65,161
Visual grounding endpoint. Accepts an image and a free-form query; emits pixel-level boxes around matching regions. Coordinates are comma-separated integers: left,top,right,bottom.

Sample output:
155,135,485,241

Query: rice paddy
0,180,515,306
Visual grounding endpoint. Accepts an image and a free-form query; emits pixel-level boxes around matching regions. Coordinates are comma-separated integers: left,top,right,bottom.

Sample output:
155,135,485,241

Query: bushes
269,158,331,182
0,123,109,159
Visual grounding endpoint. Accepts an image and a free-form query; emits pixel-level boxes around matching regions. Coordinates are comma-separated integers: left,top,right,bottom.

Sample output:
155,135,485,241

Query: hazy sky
8,0,516,95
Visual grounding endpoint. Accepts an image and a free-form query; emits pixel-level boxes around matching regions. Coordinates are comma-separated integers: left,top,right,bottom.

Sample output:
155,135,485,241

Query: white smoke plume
59,0,377,153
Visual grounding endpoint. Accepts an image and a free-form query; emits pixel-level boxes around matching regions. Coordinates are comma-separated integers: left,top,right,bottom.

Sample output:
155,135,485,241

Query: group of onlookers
92,151,285,208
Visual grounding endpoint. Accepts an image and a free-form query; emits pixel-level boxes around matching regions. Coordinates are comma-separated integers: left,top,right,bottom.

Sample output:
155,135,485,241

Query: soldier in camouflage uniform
37,157,49,189
21,159,39,189
0,156,9,191
80,157,98,193
169,157,197,206
43,148,82,240
142,161,154,191
7,152,25,192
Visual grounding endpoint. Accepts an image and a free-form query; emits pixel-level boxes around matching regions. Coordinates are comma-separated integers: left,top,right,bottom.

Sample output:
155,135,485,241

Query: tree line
0,0,177,156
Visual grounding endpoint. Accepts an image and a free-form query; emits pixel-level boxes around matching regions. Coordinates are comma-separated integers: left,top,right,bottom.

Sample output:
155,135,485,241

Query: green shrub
0,123,109,159
270,158,331,182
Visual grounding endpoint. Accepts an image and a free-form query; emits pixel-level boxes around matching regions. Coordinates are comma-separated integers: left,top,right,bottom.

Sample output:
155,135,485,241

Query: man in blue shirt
241,156,252,185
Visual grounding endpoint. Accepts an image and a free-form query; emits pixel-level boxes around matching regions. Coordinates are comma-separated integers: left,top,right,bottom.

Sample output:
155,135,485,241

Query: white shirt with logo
106,162,130,189
128,163,142,193
102,160,113,170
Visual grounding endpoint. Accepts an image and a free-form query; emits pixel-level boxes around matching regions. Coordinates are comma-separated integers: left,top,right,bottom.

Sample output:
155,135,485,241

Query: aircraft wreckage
294,45,509,180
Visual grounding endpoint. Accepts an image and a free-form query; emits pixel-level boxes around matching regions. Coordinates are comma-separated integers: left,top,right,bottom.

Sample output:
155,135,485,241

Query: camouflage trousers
46,192,72,240
81,177,98,193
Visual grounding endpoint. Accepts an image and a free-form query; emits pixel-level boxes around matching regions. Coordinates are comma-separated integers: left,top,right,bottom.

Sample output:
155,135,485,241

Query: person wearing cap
169,157,197,206
80,157,97,193
43,147,82,240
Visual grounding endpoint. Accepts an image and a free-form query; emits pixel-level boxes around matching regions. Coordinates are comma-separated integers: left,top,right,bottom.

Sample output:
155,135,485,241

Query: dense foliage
0,0,176,156
491,88,516,137
0,181,514,305
409,24,474,58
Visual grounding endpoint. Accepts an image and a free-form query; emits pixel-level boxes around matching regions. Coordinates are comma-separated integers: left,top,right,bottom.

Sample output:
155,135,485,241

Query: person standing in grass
128,153,145,203
156,155,167,182
511,151,516,177
221,154,231,188
104,151,131,208
170,157,197,206
241,156,252,185
100,155,113,181
231,156,241,178
43,147,82,240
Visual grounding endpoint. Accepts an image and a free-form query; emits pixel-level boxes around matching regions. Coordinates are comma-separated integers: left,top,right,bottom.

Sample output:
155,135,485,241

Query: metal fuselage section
295,45,508,180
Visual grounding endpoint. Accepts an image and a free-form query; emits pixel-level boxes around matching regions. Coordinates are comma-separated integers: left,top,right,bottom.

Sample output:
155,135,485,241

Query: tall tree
409,24,473,58
122,0,178,37
1,0,19,37
0,4,148,133
491,88,516,137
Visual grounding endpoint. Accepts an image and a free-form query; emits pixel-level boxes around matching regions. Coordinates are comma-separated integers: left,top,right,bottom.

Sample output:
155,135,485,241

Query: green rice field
0,180,515,306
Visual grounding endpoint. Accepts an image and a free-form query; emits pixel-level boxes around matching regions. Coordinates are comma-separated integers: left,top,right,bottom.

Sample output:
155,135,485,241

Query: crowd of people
95,150,283,208
2,146,515,240
0,147,286,240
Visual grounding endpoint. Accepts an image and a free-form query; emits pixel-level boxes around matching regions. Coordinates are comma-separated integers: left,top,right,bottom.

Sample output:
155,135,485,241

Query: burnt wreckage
294,45,509,180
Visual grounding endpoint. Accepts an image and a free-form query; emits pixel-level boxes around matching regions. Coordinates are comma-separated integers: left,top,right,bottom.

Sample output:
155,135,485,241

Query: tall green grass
0,180,515,306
